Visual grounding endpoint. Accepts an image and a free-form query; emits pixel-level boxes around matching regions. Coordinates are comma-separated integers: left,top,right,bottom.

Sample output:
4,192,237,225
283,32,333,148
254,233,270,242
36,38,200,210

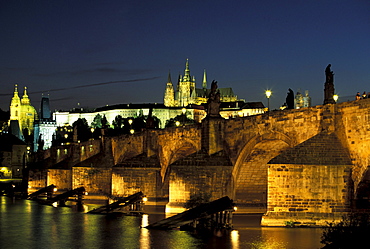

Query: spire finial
21,86,30,105
12,84,20,100
184,59,190,79
202,69,207,89
168,70,172,83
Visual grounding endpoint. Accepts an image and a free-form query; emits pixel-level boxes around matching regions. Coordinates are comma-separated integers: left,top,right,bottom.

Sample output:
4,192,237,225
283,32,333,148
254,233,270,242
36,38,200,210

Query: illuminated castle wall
164,59,239,107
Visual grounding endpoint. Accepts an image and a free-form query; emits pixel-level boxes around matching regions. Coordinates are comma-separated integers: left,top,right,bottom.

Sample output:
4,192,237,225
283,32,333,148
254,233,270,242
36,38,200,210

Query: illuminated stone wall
167,164,233,213
235,140,289,207
47,169,72,191
110,134,144,165
261,131,353,226
72,167,112,195
337,99,370,187
112,167,162,200
28,169,47,193
262,163,351,226
28,99,370,221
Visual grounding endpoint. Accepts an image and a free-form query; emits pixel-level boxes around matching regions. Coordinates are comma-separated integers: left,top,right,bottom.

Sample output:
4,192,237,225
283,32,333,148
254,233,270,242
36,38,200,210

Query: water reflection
0,197,323,249
231,230,239,248
140,214,150,249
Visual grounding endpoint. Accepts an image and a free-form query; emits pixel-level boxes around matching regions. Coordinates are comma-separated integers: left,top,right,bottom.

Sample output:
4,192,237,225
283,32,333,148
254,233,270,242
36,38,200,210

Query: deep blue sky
1,0,369,111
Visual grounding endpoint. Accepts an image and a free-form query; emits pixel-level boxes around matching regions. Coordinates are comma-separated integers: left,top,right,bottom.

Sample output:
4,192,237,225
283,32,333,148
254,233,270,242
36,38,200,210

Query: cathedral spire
164,71,175,107
202,69,207,90
21,86,30,105
11,84,21,104
13,84,19,97
167,70,172,83
184,58,190,81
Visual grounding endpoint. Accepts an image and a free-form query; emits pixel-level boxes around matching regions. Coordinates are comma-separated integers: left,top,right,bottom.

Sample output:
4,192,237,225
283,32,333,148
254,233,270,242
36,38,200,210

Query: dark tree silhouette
72,118,90,142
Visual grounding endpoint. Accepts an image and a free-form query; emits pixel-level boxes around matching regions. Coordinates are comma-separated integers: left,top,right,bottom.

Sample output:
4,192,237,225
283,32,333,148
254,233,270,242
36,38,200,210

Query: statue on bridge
286,88,295,109
207,80,221,118
324,64,335,105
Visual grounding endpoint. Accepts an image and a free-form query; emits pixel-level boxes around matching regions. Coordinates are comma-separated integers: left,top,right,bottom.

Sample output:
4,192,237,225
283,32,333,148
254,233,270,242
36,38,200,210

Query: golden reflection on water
140,214,150,249
231,230,240,248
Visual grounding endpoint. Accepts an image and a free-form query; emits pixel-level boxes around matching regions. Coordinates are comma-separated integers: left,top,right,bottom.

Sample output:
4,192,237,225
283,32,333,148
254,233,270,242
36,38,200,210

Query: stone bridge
31,99,370,226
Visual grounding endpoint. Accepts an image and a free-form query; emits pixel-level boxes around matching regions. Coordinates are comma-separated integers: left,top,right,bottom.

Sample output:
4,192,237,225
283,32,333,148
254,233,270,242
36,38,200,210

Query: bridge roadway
30,99,370,226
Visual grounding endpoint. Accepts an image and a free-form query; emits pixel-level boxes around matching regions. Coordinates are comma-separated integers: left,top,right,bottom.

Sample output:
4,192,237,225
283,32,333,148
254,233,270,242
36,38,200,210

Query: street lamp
265,90,272,112
128,119,133,134
333,94,339,103
181,108,186,125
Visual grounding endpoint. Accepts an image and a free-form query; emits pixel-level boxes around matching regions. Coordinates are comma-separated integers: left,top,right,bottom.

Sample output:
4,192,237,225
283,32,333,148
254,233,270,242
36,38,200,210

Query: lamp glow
265,90,272,111
265,90,272,98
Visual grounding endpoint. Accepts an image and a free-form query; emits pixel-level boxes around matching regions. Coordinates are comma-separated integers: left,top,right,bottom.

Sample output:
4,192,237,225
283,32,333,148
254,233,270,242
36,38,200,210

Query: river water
0,196,323,249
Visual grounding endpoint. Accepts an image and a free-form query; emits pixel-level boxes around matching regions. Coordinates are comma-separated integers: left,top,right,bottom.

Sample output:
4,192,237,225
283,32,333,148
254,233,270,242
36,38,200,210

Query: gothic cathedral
164,59,238,107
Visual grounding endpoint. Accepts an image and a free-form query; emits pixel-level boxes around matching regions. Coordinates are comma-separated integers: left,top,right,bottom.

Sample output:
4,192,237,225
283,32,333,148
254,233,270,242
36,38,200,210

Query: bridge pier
261,132,353,227
166,157,233,214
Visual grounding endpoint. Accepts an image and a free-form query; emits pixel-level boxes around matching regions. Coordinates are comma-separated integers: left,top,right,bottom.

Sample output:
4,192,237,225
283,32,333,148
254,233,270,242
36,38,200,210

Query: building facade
9,85,38,137
0,133,29,178
295,90,311,109
34,95,57,151
164,59,239,107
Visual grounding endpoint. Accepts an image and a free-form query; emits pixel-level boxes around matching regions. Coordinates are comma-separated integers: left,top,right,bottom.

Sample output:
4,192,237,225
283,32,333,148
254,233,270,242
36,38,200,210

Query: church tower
20,87,37,135
164,71,175,107
10,85,37,136
177,59,196,107
10,84,21,121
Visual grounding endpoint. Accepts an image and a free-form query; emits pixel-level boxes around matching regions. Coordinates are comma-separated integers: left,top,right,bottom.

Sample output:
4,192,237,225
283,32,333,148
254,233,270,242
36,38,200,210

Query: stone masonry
29,99,370,226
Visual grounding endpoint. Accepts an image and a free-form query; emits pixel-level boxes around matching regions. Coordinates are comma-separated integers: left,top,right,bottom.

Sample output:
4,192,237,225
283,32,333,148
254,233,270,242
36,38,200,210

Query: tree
321,212,370,248
101,115,110,129
112,115,124,130
165,114,195,128
72,118,90,142
91,114,102,128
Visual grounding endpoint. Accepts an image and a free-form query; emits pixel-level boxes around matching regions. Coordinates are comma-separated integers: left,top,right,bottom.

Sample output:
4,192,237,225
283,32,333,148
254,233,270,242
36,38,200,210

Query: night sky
1,0,369,112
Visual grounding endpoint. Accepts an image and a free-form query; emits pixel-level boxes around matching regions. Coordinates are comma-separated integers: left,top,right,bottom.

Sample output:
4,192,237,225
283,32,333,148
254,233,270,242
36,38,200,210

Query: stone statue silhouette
324,64,335,104
207,80,221,117
286,88,294,109
325,64,334,83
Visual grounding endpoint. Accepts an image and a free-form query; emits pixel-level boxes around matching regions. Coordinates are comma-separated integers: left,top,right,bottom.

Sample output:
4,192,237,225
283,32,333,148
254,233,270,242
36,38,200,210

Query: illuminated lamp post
128,119,134,134
265,90,272,112
333,94,339,103
181,108,186,126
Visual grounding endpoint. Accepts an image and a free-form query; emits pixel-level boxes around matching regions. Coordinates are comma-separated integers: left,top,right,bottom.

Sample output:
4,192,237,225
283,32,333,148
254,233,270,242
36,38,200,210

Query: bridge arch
159,137,199,181
232,131,295,209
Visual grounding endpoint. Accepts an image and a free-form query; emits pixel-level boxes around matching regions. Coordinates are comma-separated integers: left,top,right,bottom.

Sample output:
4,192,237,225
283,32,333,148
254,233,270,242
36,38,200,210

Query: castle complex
4,59,265,156
164,59,238,107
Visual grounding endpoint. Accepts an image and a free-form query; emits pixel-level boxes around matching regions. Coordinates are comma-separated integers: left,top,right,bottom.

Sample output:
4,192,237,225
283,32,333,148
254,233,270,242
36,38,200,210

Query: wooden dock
145,196,235,230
